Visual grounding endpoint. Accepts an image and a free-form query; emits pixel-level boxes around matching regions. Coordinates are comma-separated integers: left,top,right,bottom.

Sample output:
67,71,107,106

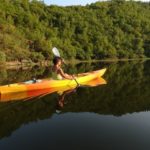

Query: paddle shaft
72,76,80,86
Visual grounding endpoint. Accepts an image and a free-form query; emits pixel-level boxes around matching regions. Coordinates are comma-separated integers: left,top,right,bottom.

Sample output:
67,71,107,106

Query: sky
44,0,149,6
44,0,106,6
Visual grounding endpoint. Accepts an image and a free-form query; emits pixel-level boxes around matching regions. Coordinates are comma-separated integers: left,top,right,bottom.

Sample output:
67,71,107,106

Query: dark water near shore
0,60,150,150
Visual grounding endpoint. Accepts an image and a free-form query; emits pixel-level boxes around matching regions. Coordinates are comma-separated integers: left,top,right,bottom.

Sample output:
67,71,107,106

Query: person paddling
51,56,74,80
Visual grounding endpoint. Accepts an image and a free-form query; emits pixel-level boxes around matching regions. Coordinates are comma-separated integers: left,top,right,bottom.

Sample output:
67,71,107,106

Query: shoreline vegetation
0,0,150,65
0,57,150,69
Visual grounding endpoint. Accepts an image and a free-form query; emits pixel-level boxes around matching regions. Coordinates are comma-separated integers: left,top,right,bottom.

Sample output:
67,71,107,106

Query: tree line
0,0,150,63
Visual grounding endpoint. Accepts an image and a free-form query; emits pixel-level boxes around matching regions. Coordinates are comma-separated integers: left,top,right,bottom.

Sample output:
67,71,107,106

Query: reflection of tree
0,61,150,139
0,62,97,85
0,68,7,85
0,66,46,85
0,93,57,139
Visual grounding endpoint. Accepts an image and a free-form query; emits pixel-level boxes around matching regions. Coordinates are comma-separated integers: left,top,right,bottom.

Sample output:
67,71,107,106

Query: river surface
0,60,150,150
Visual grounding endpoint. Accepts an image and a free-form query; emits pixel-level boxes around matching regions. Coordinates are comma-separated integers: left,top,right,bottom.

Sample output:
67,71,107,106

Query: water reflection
56,88,77,113
0,76,106,139
0,60,150,140
56,77,107,112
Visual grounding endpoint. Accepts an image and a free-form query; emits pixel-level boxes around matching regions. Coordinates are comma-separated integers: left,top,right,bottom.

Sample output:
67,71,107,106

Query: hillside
0,0,150,63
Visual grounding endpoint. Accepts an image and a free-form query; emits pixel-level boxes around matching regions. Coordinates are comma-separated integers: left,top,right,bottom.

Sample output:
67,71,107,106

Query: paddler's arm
58,68,74,80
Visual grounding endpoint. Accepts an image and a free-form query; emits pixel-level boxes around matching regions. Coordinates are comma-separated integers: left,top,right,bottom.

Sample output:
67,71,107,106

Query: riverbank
65,57,150,64
0,60,50,69
0,58,150,69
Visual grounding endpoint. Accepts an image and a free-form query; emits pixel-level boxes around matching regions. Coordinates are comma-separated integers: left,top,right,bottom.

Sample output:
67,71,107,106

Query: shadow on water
0,60,150,139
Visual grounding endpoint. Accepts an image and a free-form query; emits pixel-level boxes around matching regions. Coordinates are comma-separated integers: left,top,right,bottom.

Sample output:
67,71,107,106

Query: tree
0,51,6,63
0,0,150,62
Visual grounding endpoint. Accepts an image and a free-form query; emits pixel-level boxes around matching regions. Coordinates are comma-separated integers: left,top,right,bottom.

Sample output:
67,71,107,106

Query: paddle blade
52,47,60,57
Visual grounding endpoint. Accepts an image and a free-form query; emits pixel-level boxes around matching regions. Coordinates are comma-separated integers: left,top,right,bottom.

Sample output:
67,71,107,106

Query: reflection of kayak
0,68,106,95
0,77,106,102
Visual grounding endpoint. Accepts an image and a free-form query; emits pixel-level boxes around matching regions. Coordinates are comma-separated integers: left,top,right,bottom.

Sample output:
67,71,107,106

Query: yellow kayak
0,68,106,95
0,77,107,102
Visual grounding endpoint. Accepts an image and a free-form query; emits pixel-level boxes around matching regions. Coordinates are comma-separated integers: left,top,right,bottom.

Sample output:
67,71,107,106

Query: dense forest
0,0,150,63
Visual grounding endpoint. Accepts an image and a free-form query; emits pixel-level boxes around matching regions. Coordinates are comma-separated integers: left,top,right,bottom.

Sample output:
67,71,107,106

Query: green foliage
30,52,44,63
0,0,150,62
0,51,6,63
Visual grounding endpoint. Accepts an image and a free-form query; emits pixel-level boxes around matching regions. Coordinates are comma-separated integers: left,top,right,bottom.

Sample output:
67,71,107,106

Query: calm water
0,60,150,150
